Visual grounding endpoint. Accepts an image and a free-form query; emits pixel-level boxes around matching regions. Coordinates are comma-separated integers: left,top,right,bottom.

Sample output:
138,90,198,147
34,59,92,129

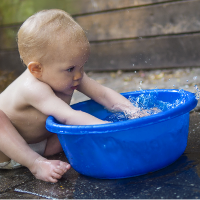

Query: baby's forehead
42,34,90,63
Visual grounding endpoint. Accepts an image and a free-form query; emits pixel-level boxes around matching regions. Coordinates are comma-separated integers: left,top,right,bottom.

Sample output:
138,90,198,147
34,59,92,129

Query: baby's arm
25,81,107,125
0,110,69,182
78,73,140,116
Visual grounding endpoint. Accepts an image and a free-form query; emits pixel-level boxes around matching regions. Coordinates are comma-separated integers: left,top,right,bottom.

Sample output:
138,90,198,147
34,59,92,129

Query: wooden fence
0,0,200,75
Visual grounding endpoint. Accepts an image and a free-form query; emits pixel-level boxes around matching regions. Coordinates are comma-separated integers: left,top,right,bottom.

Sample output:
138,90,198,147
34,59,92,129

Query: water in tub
106,89,198,123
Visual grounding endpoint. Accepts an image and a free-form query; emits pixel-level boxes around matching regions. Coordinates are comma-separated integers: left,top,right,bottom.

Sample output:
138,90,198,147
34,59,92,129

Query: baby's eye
67,67,74,72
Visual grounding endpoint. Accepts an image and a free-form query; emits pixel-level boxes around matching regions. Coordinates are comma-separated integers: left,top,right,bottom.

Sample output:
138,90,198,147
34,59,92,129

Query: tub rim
46,89,197,134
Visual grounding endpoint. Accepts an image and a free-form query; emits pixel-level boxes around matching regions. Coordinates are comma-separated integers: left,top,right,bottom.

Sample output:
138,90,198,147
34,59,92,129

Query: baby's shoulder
23,76,53,101
6,71,54,106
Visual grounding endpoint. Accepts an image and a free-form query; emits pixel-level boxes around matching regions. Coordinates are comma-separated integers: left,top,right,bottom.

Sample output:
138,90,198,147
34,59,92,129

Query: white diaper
0,139,47,169
28,139,47,156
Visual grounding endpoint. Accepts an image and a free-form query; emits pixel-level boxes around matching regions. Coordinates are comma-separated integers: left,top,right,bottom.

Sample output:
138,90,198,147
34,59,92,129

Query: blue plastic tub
46,89,198,179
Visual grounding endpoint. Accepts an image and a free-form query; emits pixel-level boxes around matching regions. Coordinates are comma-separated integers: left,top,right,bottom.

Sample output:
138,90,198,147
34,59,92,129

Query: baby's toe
59,162,71,172
48,176,58,183
54,167,65,175
66,163,71,170
52,172,62,179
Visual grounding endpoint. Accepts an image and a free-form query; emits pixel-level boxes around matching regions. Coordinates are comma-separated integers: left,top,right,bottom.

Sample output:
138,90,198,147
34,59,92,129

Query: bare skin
0,104,70,183
0,38,139,183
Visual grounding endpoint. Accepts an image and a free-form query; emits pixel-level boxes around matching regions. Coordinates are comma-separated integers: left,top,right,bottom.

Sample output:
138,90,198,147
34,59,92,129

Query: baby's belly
18,124,52,144
14,120,53,144
7,109,53,144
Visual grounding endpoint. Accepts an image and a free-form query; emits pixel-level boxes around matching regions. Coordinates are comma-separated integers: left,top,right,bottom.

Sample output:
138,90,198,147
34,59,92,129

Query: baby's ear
28,62,43,78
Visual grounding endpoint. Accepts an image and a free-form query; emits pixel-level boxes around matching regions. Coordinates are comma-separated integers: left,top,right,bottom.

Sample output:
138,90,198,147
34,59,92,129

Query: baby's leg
0,109,70,182
29,134,70,183
44,134,63,157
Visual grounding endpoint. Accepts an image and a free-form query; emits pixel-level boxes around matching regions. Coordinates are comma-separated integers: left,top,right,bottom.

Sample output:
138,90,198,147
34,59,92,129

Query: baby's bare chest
0,77,72,143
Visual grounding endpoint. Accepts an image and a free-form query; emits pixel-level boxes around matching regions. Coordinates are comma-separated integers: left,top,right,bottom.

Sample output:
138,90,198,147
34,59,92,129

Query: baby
0,9,139,183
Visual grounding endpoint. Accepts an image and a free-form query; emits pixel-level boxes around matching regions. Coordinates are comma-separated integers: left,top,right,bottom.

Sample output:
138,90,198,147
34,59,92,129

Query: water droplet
194,85,200,99
193,76,197,80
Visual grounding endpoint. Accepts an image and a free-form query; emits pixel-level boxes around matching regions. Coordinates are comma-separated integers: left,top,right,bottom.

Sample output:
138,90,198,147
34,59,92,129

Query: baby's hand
111,103,141,119
124,107,149,119
111,103,139,114
29,157,71,183
129,107,161,119
150,107,160,113
110,103,161,120
131,109,150,119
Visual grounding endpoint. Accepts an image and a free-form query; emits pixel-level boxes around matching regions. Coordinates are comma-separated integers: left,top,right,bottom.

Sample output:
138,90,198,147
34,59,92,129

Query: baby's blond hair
17,9,88,65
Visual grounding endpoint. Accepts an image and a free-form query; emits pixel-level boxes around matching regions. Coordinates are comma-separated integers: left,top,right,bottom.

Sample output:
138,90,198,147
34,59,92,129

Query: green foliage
0,0,77,49
0,0,76,26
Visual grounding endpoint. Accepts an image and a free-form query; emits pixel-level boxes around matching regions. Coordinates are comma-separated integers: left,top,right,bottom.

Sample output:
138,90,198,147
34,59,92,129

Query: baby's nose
73,71,83,81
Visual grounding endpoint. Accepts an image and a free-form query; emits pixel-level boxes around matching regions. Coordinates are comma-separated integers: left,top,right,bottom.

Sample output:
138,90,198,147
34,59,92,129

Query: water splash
106,89,190,122
194,85,200,100
193,76,197,80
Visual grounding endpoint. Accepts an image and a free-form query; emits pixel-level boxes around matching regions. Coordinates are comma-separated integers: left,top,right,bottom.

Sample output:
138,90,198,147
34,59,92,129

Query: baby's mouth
71,85,78,90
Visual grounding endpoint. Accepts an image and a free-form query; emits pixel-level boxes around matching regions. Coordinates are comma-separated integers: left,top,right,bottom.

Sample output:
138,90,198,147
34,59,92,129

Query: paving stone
5,112,200,199
0,167,34,193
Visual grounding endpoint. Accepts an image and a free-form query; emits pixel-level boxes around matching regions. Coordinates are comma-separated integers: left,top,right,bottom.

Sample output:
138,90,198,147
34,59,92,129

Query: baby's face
40,39,90,96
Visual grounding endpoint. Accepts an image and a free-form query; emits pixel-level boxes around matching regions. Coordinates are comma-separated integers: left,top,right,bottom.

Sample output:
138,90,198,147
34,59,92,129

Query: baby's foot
29,157,71,183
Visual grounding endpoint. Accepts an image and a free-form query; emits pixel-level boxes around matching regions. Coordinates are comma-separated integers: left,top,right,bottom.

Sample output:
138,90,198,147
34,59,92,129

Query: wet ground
0,67,200,199
0,112,200,199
